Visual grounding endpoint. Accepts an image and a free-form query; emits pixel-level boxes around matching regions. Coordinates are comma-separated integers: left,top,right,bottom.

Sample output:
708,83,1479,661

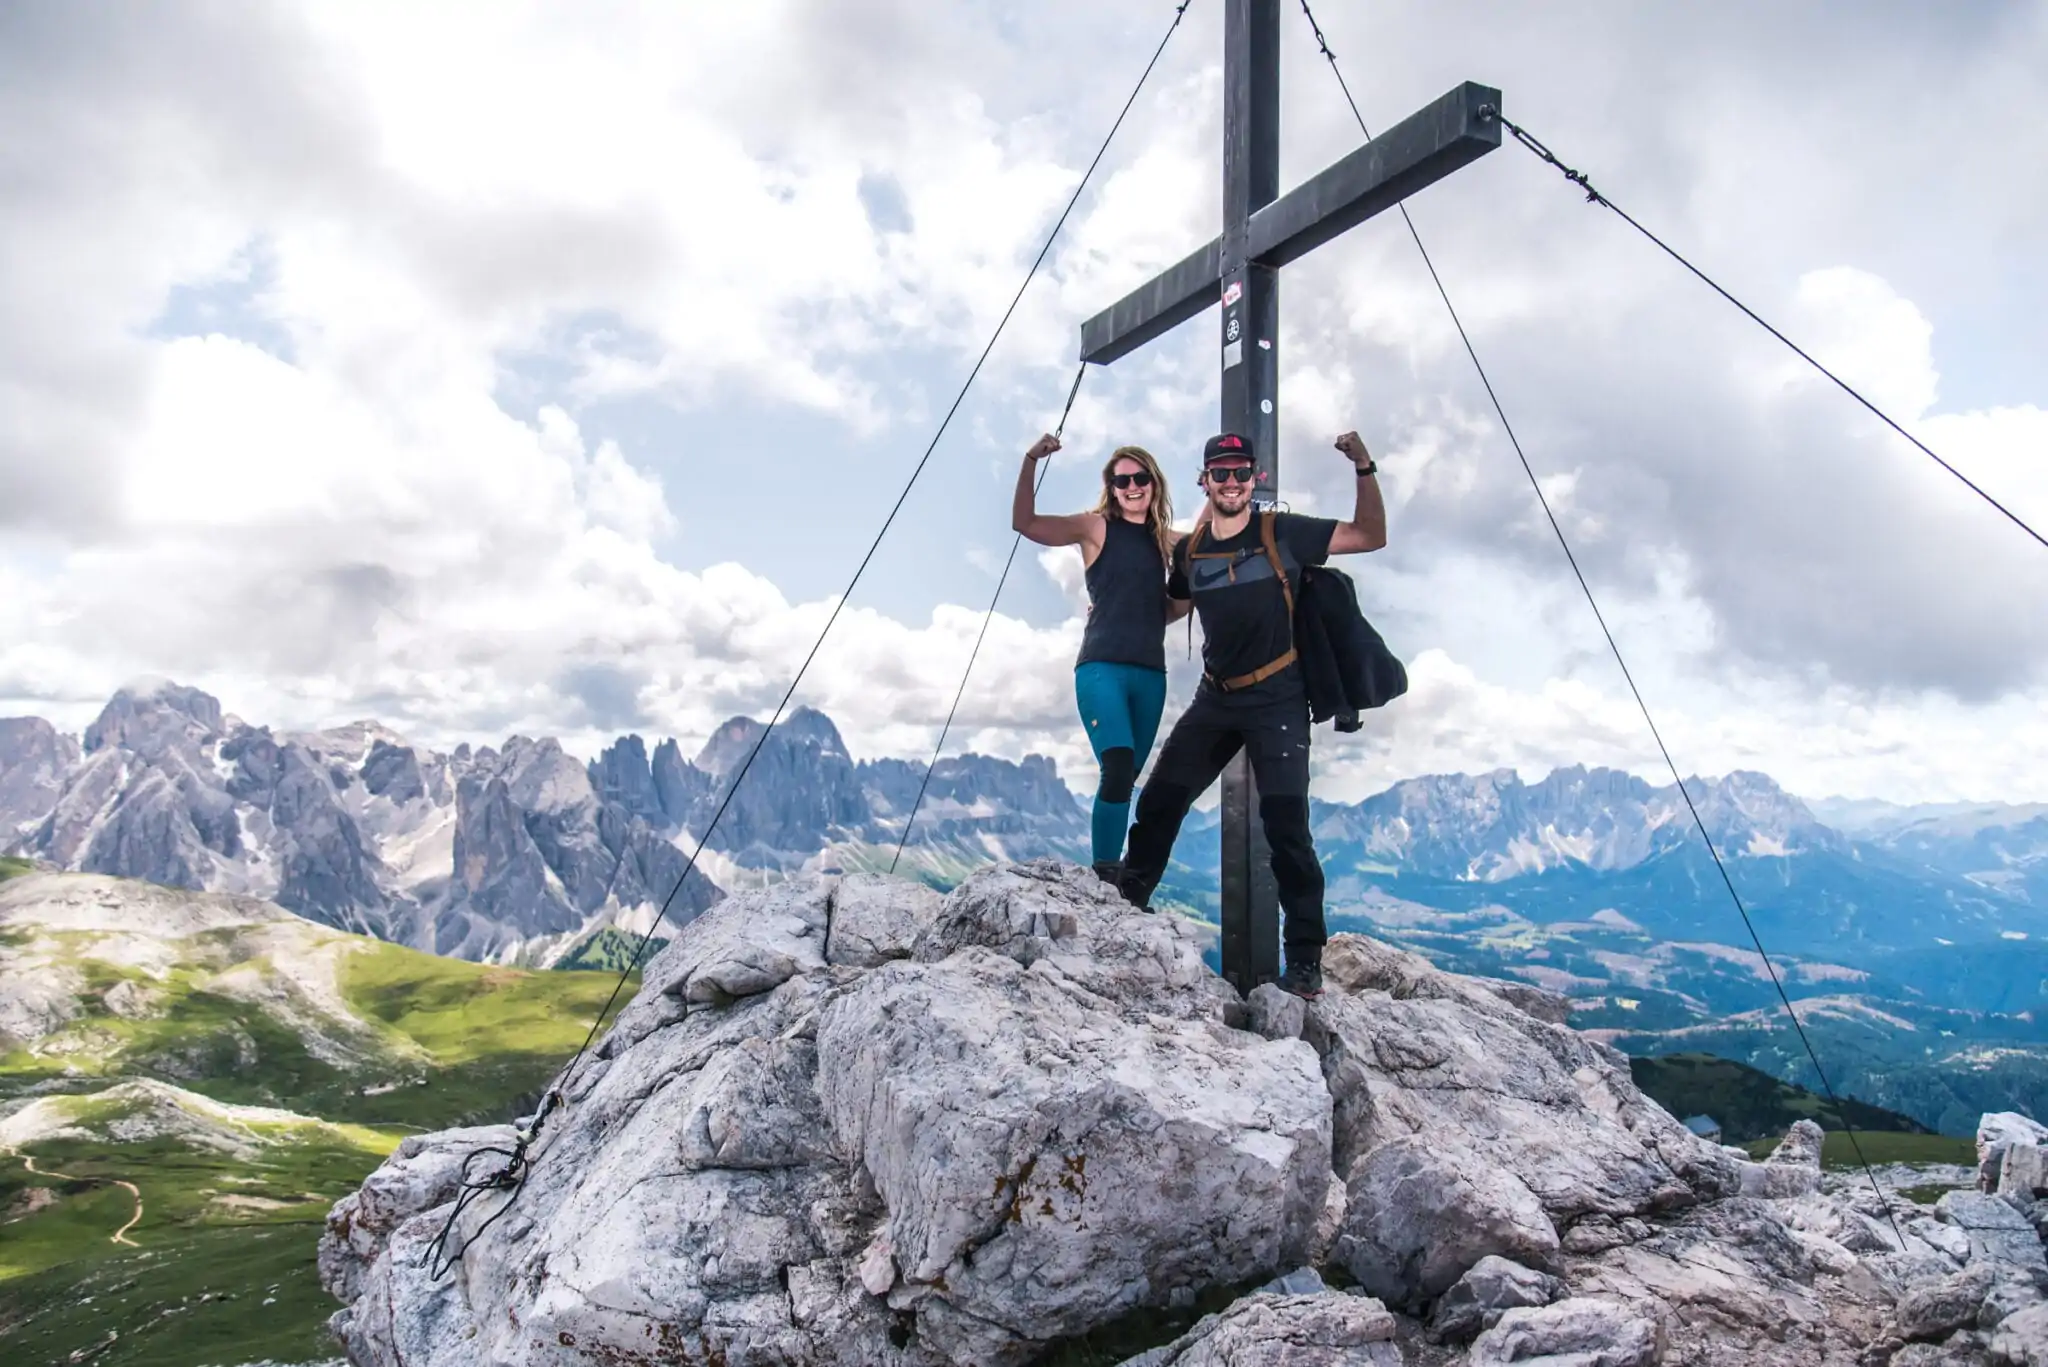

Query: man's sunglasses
1205,464,1256,484
1109,470,1154,490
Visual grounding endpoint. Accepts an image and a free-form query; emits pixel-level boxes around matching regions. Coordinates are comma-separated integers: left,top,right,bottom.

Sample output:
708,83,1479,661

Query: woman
1013,434,1189,883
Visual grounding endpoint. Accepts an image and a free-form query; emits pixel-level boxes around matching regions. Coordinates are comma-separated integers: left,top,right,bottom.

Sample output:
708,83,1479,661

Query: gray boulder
1894,1264,1998,1340
2003,1144,2048,1202
1247,981,1307,1041
1332,1137,1559,1308
323,864,1329,1367
1892,1335,1992,1367
1737,1119,1826,1200
1428,1255,1564,1343
1982,1113,2048,1192
319,1124,518,1304
1468,1297,1663,1366
1984,1271,2048,1332
1993,1303,2048,1365
1940,1191,2048,1270
1117,1292,1401,1367
1304,933,1734,1308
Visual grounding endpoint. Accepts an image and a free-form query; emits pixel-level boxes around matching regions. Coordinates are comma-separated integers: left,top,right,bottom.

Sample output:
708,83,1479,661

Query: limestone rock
1769,1120,1827,1170
1940,1191,2048,1270
1306,933,1736,1232
2003,1145,2048,1201
1982,1113,2048,1192
1910,1215,1973,1266
1120,1292,1401,1367
1248,981,1307,1041
1259,1267,1329,1297
1893,1334,1992,1367
1993,1302,2048,1365
319,1124,517,1304
1333,1136,1559,1309
1983,1272,2048,1332
1734,1120,1826,1201
1429,1255,1564,1344
1894,1264,1997,1340
824,872,943,968
909,861,1235,1023
320,868,1939,1367
817,944,1330,1359
1468,1297,1663,1366
1739,1160,1824,1200
326,867,1331,1367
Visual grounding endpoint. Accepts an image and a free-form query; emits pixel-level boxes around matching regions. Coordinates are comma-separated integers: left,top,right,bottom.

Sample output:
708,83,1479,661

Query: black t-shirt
1169,512,1337,696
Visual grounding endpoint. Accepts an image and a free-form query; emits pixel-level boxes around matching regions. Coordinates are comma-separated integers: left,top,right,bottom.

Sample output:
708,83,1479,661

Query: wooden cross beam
1077,0,1501,994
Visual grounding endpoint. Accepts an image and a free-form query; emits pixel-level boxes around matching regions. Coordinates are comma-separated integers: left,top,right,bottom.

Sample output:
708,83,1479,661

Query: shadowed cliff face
0,716,80,834
321,863,2046,1367
585,705,1091,872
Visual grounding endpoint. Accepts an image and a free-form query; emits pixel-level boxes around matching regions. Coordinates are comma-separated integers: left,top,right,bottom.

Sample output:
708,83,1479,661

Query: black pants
1121,683,1327,959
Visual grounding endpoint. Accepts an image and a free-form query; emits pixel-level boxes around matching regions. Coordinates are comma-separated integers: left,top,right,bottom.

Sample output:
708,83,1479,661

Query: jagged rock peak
83,678,224,755
0,716,81,832
320,861,1973,1367
696,704,848,776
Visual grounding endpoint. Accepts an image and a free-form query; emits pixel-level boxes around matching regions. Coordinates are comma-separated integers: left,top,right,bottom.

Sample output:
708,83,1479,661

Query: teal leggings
1074,661,1167,863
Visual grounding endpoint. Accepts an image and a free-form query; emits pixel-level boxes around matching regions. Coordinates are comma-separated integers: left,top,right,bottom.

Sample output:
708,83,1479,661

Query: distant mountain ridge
1312,765,1842,880
0,683,1085,963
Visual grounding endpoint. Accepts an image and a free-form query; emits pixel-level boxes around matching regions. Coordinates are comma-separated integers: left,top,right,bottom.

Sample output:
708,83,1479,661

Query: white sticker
1260,399,1273,414
1222,280,1243,307
1257,338,1271,350
1222,339,1243,369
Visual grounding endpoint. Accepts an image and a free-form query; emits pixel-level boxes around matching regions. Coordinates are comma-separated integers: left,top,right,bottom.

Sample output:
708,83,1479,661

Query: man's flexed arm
1327,431,1387,554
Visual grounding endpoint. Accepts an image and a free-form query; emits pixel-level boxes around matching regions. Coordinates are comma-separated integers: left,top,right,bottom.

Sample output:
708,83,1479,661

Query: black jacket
1296,565,1407,731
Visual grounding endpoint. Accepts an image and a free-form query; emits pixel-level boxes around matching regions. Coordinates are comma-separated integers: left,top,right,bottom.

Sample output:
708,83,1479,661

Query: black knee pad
1098,747,1137,804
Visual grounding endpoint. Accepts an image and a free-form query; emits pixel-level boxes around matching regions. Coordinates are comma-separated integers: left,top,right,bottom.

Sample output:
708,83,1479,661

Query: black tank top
1077,515,1168,672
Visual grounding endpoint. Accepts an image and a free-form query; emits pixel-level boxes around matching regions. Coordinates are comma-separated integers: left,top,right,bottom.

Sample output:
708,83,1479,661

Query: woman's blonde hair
1092,445,1177,565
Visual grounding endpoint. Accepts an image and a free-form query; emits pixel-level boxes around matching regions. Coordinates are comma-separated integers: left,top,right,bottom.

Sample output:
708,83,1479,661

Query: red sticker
1221,280,1242,308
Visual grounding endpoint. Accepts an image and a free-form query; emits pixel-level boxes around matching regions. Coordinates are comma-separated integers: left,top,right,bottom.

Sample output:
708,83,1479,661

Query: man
1119,429,1386,999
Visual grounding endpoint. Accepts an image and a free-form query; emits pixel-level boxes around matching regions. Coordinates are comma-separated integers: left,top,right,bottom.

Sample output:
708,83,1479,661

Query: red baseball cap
1202,432,1254,465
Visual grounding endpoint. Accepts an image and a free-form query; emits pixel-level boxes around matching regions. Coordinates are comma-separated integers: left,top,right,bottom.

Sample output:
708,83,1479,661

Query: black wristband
1354,461,1377,477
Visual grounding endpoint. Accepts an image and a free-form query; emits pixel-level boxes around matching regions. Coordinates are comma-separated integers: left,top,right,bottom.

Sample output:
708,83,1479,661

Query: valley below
0,865,626,1365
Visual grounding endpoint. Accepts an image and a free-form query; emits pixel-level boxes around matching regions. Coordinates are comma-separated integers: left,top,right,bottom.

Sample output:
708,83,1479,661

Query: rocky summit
318,862,2048,1366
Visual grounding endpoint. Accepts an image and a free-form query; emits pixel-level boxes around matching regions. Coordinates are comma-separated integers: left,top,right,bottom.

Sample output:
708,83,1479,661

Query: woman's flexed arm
1012,434,1102,549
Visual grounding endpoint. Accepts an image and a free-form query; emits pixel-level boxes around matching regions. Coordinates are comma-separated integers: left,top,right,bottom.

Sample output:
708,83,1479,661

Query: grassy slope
0,875,630,1366
335,941,627,1127
1,933,628,1130
1741,1131,1977,1168
1628,1052,1929,1144
0,1108,404,1364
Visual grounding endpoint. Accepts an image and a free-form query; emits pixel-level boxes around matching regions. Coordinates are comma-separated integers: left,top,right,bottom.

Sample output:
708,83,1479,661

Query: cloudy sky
3,0,2045,804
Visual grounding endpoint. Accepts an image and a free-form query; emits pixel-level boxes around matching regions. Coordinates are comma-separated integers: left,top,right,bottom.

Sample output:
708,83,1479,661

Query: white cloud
1,0,2045,816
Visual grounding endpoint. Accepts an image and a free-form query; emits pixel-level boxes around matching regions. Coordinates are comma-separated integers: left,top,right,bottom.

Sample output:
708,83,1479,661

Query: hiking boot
1276,961,1323,1000
1091,859,1125,888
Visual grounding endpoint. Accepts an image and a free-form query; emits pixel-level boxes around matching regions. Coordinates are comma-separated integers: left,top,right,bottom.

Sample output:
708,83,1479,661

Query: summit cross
1076,0,1502,993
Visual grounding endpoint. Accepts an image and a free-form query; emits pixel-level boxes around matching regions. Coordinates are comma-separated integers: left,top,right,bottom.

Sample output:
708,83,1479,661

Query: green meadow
0,876,630,1367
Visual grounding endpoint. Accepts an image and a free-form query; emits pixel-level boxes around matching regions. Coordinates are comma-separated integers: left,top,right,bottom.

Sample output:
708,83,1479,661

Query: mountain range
4,680,2044,1133
0,681,1083,964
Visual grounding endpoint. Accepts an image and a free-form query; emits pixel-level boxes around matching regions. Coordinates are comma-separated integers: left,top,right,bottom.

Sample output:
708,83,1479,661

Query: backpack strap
1259,511,1294,618
1207,512,1300,692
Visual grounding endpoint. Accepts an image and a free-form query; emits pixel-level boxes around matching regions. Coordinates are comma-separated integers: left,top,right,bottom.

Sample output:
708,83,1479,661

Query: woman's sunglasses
1109,470,1154,490
1205,465,1256,484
